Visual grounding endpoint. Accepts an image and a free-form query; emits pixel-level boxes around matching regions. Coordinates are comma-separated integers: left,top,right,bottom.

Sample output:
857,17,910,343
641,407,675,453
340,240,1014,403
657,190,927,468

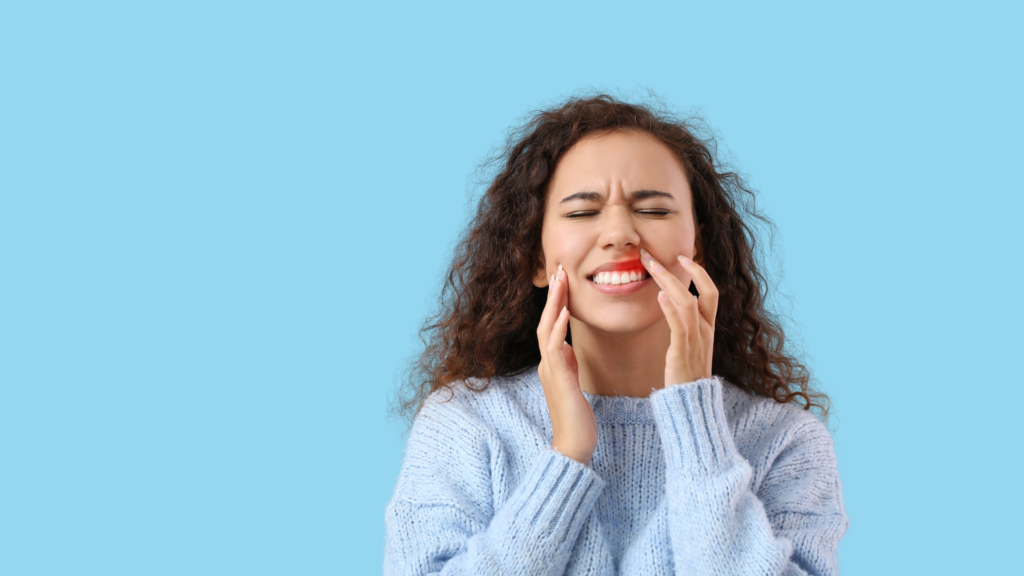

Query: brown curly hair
389,94,830,431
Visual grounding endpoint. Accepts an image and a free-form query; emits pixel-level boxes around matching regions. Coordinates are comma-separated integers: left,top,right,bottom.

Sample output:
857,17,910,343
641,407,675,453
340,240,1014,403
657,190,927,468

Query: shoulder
415,369,536,434
719,378,833,455
718,379,838,479
407,374,511,456
718,379,844,515
392,370,537,505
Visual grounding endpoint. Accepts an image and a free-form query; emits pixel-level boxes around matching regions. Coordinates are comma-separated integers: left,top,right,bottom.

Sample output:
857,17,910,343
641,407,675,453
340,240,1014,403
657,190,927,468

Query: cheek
645,224,695,256
544,227,592,267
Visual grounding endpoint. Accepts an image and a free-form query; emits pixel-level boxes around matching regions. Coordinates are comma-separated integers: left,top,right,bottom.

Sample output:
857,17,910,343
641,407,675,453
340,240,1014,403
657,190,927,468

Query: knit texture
384,367,848,575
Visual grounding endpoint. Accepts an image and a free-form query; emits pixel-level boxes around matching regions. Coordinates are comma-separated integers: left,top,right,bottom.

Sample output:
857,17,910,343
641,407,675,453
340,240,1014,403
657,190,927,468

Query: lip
586,259,652,295
589,275,652,295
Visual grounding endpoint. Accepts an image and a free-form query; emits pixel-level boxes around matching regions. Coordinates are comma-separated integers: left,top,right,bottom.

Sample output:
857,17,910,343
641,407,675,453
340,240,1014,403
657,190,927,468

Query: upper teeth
592,270,647,285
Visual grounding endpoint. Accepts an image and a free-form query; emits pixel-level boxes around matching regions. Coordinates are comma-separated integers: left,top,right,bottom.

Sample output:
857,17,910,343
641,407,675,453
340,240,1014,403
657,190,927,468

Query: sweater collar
519,366,657,424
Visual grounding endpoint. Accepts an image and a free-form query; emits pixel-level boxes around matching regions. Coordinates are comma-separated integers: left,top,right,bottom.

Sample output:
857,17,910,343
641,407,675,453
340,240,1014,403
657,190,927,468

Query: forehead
547,130,688,198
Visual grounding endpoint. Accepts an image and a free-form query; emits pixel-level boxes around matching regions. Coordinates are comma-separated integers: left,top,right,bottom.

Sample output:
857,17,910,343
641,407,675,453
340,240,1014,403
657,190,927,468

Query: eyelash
566,210,671,219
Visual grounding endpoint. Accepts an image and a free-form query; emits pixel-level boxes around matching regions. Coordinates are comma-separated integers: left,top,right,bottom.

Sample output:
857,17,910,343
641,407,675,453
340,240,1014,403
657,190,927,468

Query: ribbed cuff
495,448,606,554
650,377,741,476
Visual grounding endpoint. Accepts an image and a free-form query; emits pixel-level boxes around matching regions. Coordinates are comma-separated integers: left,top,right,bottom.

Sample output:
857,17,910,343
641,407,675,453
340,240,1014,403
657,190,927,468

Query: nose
598,205,640,249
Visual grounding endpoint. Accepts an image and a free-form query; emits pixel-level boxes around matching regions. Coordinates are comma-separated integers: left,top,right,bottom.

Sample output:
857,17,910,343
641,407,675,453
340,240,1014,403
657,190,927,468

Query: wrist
551,443,592,466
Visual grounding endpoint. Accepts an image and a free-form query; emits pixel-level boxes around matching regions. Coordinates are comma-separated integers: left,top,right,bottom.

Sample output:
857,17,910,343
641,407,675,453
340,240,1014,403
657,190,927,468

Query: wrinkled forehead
546,130,691,206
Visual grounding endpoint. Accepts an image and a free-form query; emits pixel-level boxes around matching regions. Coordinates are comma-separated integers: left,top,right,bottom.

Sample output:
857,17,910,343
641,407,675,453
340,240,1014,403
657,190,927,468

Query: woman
385,95,848,575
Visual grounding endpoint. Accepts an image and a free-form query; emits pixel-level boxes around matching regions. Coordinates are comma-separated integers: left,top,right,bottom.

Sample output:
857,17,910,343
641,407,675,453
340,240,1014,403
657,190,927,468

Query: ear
532,253,549,288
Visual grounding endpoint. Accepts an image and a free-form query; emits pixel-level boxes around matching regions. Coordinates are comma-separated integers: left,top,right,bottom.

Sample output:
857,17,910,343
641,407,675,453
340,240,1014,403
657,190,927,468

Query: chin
574,307,663,335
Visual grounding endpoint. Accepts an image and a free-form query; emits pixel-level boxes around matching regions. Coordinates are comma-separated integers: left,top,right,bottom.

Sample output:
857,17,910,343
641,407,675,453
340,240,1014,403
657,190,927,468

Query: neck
568,316,670,397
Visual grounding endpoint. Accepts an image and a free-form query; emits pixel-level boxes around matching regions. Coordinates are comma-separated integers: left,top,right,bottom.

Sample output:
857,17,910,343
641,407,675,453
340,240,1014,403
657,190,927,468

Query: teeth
593,270,647,285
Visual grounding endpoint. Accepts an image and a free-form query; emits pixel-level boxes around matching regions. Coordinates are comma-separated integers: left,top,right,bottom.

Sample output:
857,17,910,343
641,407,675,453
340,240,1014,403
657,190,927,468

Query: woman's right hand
536,265,598,466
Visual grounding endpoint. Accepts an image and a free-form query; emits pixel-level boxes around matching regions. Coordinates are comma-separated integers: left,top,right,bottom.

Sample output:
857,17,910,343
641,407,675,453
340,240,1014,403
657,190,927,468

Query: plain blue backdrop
2,1,1021,574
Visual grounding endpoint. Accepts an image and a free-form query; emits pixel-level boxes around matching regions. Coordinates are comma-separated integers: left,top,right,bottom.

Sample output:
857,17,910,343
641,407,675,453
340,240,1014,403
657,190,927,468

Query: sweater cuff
496,448,606,554
650,376,741,476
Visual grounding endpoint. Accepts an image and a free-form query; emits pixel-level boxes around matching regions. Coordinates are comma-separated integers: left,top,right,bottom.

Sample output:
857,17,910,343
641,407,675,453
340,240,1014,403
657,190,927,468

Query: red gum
588,260,645,277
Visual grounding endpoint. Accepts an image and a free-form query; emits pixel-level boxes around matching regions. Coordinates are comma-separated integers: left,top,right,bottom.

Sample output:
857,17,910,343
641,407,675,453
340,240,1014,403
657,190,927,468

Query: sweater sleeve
383,397,607,576
649,377,848,576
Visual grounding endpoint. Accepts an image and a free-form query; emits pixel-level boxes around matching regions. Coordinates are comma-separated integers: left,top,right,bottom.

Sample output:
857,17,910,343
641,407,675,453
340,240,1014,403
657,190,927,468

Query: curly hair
389,94,830,431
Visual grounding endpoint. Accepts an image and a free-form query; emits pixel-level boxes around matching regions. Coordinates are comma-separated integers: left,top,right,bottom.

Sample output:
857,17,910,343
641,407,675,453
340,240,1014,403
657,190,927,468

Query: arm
384,399,606,576
650,378,848,576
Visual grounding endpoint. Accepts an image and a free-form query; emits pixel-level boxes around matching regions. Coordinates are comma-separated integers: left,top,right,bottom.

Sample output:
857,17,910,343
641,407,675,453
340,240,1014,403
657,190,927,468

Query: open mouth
587,269,650,286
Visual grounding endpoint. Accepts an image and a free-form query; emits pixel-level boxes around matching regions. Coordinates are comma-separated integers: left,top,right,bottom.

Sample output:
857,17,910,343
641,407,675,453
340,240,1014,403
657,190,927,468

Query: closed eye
565,209,672,219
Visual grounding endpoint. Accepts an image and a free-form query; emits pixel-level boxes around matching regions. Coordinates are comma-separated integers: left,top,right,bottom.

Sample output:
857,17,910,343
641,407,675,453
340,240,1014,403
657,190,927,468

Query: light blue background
2,1,1020,574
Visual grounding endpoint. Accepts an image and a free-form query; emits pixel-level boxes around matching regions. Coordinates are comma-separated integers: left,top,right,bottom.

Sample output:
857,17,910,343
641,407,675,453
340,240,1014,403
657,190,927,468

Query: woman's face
532,129,701,334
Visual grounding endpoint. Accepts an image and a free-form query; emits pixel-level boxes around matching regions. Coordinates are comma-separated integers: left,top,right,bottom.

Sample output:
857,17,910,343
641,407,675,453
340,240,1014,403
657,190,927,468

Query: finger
554,264,569,311
677,256,719,328
562,341,579,379
640,248,695,309
657,290,688,338
697,314,713,345
685,292,701,343
545,306,575,379
536,266,563,341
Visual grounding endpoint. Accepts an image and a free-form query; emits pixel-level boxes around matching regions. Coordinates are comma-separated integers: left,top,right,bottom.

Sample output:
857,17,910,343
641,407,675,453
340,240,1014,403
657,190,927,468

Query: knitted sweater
384,367,848,575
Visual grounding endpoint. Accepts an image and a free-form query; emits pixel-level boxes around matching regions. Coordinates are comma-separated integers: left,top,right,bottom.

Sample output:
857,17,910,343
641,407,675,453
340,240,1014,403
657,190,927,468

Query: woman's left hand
640,248,720,388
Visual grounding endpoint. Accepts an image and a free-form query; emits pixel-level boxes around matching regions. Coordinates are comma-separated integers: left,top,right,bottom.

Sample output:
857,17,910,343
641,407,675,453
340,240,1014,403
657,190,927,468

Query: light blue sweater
384,368,848,575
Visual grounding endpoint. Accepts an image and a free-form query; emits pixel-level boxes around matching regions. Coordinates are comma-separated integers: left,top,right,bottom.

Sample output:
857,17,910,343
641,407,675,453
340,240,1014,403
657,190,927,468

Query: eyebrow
559,190,674,204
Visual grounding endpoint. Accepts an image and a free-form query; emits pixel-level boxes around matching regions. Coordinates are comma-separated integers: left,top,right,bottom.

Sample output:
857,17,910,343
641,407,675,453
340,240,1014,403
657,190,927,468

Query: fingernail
649,259,663,272
557,264,563,279
658,290,668,303
678,255,692,265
